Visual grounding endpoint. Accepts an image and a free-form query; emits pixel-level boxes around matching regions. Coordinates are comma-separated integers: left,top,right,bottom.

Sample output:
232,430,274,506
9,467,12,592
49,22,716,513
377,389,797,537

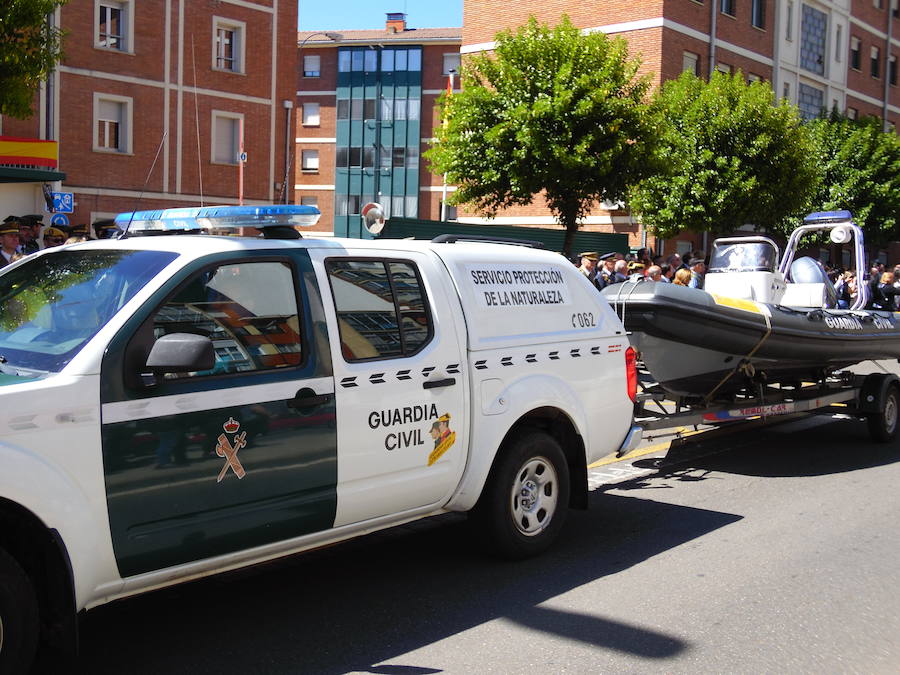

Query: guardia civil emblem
216,416,247,482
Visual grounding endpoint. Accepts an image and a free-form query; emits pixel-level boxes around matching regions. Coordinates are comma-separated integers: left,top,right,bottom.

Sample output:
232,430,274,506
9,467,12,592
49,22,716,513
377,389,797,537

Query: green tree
804,111,900,248
0,0,67,119
629,71,817,239
426,16,659,257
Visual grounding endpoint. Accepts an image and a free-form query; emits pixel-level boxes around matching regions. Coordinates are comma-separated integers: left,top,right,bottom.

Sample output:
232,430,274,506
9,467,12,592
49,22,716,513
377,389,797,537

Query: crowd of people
575,247,900,312
575,248,707,291
0,214,119,268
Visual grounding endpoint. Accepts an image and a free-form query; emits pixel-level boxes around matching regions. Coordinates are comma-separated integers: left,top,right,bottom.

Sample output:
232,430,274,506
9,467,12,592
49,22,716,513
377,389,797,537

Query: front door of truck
100,250,337,578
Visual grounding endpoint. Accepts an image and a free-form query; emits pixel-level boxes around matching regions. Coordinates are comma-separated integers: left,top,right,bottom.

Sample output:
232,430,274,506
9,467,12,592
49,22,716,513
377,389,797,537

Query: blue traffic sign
50,213,69,227
51,191,74,214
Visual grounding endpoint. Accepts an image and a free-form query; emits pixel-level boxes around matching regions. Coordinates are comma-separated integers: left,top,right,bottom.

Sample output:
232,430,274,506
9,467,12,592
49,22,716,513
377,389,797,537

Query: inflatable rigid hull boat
603,211,900,399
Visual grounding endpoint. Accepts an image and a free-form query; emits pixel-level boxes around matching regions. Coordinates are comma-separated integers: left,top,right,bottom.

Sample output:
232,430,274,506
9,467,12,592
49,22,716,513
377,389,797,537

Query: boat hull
602,281,900,397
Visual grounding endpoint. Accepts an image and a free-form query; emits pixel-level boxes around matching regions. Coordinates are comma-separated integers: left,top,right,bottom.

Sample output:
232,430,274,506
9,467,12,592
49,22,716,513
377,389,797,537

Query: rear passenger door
318,250,468,527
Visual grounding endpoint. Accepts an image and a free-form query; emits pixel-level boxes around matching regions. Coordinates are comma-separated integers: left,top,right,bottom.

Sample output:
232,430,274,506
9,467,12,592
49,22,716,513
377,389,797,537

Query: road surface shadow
72,491,740,674
617,414,900,491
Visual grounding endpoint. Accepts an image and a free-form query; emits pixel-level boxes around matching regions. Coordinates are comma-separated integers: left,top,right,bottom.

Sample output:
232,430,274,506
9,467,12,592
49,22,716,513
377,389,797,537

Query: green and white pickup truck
0,205,639,670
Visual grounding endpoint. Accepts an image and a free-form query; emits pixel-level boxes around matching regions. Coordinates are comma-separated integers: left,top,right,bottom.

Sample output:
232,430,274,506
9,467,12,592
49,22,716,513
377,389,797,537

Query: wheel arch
0,498,78,658
446,404,588,512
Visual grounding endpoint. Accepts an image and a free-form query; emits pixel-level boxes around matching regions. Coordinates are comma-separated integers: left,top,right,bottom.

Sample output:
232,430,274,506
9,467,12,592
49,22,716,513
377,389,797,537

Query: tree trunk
560,209,579,258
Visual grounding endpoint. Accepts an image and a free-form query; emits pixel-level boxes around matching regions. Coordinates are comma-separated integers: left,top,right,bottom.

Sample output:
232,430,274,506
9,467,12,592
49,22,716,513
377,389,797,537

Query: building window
890,55,897,85
720,0,735,16
835,25,843,63
716,63,732,74
379,48,422,72
783,81,791,99
872,46,881,78
212,111,241,164
300,196,318,208
800,4,827,76
302,103,320,126
751,0,765,28
894,0,900,18
748,73,762,83
786,1,794,40
212,17,245,73
683,51,700,75
301,150,319,172
798,82,824,120
443,53,461,75
96,1,131,51
874,0,884,8
93,94,131,153
304,54,321,77
847,107,858,120
850,37,861,70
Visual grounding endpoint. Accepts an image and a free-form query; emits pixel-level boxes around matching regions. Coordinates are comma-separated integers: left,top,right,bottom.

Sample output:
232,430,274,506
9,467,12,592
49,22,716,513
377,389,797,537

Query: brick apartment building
0,0,297,230
460,0,899,254
296,14,461,237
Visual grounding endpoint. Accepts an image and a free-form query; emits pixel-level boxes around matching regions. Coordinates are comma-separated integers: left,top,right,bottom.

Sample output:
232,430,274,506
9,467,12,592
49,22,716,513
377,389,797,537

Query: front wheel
471,430,570,559
868,384,900,443
0,547,39,674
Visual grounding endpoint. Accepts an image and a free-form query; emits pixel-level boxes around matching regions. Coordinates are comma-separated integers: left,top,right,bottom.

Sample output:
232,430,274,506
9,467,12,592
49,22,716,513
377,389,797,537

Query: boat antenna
121,130,168,238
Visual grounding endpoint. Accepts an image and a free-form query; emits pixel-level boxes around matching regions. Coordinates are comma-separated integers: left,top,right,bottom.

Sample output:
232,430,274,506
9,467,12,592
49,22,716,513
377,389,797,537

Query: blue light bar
803,210,853,224
114,204,321,233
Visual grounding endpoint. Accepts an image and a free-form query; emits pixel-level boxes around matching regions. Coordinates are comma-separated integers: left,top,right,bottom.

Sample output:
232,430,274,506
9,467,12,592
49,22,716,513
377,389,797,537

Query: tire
868,384,900,443
471,430,570,560
0,547,39,675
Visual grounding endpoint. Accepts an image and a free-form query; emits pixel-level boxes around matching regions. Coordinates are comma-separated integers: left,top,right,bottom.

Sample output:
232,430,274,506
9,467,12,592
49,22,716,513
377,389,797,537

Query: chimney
386,12,406,33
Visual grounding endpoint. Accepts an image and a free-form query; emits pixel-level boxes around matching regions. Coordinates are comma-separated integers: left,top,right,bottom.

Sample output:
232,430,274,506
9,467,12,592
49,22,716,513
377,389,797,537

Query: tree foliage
0,0,67,120
804,111,900,248
628,71,817,239
425,16,659,256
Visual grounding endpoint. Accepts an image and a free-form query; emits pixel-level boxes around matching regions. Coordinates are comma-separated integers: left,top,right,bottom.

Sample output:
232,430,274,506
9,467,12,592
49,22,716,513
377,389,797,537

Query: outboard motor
703,237,785,303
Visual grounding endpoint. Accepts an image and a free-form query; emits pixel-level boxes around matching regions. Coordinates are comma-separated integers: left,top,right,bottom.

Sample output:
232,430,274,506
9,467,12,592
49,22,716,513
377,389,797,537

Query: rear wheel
868,384,900,443
0,547,39,674
471,430,570,559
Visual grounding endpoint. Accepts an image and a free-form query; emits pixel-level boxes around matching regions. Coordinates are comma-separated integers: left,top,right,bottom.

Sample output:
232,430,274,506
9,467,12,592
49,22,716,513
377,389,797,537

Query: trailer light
625,346,638,402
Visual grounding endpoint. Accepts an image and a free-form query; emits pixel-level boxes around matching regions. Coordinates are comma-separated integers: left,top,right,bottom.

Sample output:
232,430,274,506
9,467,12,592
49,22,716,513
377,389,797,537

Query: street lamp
299,31,342,69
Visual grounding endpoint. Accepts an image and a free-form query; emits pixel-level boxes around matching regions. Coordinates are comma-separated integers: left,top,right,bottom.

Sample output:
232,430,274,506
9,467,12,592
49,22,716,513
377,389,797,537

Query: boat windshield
0,249,177,374
709,241,778,274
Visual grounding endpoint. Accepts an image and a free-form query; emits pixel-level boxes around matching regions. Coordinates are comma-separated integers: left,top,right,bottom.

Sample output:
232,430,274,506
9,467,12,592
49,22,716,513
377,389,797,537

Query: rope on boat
702,309,773,405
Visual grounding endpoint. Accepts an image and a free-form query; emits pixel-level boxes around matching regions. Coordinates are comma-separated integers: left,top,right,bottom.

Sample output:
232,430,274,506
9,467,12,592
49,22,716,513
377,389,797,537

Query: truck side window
152,261,303,378
326,258,432,361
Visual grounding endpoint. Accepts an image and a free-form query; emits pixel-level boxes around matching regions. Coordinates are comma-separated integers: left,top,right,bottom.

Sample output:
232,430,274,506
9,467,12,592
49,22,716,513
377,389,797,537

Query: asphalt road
71,401,900,674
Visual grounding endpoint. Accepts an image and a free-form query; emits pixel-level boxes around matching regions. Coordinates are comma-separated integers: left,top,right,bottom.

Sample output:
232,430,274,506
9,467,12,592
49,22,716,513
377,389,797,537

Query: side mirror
145,333,215,374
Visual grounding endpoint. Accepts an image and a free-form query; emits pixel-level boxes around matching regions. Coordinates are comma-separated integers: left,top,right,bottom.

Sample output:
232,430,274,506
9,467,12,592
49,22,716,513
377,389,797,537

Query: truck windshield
0,249,177,373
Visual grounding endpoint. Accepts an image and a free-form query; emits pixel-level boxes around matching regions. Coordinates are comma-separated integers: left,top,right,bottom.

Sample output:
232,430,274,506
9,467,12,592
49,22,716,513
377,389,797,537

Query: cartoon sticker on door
427,413,455,466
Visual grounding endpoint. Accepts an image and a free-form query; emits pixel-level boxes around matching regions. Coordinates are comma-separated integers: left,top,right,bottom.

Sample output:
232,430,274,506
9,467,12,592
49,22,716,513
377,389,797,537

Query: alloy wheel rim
885,394,898,433
510,455,558,537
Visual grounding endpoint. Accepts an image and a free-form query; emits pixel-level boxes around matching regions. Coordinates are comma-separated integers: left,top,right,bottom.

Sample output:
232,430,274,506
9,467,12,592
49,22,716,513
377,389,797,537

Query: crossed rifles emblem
216,417,247,482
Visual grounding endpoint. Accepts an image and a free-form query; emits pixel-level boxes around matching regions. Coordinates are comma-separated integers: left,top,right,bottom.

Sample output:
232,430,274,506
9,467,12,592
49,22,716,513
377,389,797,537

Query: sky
298,0,463,31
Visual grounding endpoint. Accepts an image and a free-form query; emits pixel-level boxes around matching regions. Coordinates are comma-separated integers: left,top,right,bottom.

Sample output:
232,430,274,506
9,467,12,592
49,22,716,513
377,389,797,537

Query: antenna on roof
122,130,168,238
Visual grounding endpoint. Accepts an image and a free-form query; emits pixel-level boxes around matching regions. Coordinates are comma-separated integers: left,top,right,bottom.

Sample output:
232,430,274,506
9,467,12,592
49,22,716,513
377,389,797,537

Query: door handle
423,377,456,390
288,388,331,409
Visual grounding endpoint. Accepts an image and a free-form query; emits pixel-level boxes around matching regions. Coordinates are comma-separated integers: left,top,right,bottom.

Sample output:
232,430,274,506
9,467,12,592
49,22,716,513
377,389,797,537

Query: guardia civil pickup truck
0,205,639,669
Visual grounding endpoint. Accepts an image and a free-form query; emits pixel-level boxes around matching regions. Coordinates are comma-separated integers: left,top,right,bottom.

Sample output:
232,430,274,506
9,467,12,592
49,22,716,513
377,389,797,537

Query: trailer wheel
868,384,900,443
0,547,39,674
471,430,570,559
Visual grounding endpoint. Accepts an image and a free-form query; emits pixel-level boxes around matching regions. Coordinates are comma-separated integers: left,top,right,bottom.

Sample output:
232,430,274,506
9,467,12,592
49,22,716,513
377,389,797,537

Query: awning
0,166,66,183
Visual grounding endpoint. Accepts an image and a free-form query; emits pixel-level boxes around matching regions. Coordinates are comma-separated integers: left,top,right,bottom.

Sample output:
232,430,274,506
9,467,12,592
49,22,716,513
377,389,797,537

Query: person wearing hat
18,214,44,254
595,252,617,288
0,222,21,267
577,251,598,283
43,226,67,248
688,256,706,289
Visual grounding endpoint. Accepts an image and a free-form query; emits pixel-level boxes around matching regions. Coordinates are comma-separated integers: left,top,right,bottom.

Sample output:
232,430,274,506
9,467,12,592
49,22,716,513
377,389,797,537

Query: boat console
702,211,867,310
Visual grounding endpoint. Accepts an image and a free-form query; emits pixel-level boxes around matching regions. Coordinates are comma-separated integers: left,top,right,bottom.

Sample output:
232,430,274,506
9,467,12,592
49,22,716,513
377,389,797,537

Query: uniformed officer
19,214,44,254
577,252,599,282
0,222,21,267
596,252,617,288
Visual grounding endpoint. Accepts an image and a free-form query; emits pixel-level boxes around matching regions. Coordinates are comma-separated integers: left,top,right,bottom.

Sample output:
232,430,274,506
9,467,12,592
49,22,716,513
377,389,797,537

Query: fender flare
445,374,588,512
0,441,120,611
858,373,900,414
